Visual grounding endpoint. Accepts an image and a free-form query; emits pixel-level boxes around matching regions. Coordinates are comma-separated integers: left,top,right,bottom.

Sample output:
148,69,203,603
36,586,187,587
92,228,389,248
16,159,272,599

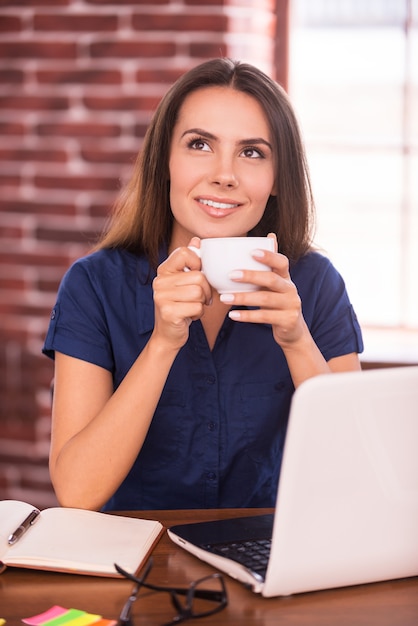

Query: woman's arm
50,338,179,510
274,324,361,388
49,242,211,511
220,244,362,388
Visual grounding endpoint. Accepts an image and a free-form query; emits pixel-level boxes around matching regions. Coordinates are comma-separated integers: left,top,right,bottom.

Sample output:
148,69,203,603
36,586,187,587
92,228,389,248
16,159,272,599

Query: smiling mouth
198,198,240,210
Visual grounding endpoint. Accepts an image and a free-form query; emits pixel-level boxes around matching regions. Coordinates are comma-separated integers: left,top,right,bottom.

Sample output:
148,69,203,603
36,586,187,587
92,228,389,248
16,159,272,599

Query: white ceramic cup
189,236,275,294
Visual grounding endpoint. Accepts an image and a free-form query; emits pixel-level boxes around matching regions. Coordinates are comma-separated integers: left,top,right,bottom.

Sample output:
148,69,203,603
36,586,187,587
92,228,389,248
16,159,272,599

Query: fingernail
252,249,264,258
228,310,241,320
229,270,244,280
220,293,234,303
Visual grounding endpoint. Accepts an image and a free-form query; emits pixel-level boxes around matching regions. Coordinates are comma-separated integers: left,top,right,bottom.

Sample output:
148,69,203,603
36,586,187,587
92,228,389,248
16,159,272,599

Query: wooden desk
1,509,417,626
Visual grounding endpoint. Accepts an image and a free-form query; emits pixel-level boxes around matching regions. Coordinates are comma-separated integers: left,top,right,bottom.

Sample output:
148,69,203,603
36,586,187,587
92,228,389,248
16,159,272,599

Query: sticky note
39,609,86,626
55,614,101,626
23,607,67,625
22,608,110,626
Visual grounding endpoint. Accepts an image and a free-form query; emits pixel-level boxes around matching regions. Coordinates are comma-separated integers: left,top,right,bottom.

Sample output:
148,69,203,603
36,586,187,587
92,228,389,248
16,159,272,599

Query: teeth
200,198,238,210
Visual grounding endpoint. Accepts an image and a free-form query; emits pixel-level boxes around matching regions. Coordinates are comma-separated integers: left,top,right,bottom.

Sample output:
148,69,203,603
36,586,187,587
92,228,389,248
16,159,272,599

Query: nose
210,153,238,188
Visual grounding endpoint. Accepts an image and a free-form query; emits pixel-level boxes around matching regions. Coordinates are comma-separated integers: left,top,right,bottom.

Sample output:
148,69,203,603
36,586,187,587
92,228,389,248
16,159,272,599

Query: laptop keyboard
202,538,272,580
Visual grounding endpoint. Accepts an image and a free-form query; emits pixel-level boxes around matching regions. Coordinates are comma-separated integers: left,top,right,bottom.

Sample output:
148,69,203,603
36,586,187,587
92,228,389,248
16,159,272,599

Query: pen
8,508,41,545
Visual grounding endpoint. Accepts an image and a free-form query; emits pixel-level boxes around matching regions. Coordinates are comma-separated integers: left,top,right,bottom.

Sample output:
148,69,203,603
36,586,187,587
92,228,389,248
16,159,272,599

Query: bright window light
288,0,418,346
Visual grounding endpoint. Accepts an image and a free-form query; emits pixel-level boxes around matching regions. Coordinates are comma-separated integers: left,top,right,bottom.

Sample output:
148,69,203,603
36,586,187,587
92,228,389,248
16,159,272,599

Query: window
288,0,418,361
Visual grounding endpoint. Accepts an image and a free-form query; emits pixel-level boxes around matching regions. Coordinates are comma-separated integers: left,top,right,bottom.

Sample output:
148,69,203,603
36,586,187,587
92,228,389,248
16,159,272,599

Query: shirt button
50,308,56,320
208,421,216,431
206,376,215,385
207,472,216,480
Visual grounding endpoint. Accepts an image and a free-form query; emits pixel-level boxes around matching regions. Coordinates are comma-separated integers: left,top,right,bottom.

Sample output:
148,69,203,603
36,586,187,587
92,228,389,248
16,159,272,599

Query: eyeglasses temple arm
114,557,153,583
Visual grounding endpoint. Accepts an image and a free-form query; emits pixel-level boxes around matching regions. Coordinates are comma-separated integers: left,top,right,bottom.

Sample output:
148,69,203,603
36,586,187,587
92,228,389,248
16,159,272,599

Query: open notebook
168,366,418,597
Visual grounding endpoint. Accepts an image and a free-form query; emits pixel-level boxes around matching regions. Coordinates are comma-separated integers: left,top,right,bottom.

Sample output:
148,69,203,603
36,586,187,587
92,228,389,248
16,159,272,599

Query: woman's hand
218,237,361,385
218,243,307,349
152,237,212,351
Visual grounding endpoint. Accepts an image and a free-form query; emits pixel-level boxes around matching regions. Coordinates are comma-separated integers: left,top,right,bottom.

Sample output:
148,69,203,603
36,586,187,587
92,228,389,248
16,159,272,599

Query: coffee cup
189,236,275,294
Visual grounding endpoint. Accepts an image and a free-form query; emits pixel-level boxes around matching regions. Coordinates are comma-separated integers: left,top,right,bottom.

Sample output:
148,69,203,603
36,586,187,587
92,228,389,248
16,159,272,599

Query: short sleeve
292,253,364,362
42,257,114,371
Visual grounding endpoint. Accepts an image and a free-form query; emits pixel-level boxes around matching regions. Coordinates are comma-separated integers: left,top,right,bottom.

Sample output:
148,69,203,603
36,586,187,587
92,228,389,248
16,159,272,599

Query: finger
228,307,301,337
154,280,209,305
188,236,201,249
223,268,291,295
153,268,213,307
156,297,207,325
267,232,278,253
228,307,279,324
251,249,290,279
159,244,202,275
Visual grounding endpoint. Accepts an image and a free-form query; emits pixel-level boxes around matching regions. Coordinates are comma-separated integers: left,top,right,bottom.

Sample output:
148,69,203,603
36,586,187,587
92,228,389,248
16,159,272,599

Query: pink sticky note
22,606,67,625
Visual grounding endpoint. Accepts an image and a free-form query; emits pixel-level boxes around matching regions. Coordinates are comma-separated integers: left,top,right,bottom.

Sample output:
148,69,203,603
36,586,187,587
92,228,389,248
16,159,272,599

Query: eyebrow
181,128,272,151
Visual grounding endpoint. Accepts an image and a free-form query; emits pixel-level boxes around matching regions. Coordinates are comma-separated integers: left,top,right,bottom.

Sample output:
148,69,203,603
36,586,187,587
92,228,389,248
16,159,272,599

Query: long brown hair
97,58,315,267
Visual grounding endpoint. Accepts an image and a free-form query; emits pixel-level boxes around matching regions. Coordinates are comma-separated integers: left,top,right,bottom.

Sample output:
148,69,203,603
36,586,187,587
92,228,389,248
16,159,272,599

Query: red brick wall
0,0,287,509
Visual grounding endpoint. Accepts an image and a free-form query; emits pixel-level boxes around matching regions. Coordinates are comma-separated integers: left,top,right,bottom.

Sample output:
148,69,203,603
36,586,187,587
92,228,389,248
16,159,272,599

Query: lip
196,196,242,218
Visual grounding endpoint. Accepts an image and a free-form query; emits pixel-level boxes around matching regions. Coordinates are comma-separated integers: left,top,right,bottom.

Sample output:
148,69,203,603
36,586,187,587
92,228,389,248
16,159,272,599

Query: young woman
43,58,363,512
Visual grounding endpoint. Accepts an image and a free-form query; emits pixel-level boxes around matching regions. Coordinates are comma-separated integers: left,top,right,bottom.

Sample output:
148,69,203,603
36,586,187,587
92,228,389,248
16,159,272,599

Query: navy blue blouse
43,247,363,511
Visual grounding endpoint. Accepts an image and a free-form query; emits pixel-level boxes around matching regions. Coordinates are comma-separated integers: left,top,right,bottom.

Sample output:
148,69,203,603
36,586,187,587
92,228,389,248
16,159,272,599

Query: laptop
168,366,418,597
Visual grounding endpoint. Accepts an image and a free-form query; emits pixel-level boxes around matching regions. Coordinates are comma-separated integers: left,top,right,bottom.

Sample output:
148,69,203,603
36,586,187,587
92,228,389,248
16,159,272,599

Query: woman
43,58,363,512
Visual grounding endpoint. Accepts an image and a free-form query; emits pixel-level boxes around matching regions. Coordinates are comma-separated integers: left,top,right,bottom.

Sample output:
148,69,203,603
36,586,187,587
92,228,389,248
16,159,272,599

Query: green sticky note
59,614,101,626
43,610,86,626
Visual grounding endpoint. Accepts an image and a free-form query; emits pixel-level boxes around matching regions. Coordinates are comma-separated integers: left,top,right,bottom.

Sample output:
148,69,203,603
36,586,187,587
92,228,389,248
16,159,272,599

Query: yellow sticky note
60,615,101,626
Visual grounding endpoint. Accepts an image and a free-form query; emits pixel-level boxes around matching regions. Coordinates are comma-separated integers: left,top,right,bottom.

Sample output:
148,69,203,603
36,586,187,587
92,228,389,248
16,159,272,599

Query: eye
241,146,265,159
187,137,211,152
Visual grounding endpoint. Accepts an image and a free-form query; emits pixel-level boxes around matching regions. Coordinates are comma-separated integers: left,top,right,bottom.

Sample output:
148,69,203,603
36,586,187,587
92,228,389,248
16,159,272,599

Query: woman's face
168,86,276,248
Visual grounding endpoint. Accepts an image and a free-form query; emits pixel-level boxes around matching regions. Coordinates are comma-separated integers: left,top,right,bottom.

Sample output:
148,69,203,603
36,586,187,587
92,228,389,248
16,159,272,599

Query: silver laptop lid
264,366,418,596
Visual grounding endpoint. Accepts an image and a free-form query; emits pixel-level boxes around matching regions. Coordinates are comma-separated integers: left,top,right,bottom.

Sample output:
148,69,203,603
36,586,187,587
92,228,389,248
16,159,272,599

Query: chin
199,228,250,239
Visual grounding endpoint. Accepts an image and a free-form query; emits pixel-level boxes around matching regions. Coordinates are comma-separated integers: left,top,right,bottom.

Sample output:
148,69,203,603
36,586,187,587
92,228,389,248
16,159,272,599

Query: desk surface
1,508,417,626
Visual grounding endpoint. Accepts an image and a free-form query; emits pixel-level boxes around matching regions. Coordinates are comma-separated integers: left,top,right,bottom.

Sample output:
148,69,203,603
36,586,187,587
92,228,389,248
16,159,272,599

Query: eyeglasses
115,558,228,626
